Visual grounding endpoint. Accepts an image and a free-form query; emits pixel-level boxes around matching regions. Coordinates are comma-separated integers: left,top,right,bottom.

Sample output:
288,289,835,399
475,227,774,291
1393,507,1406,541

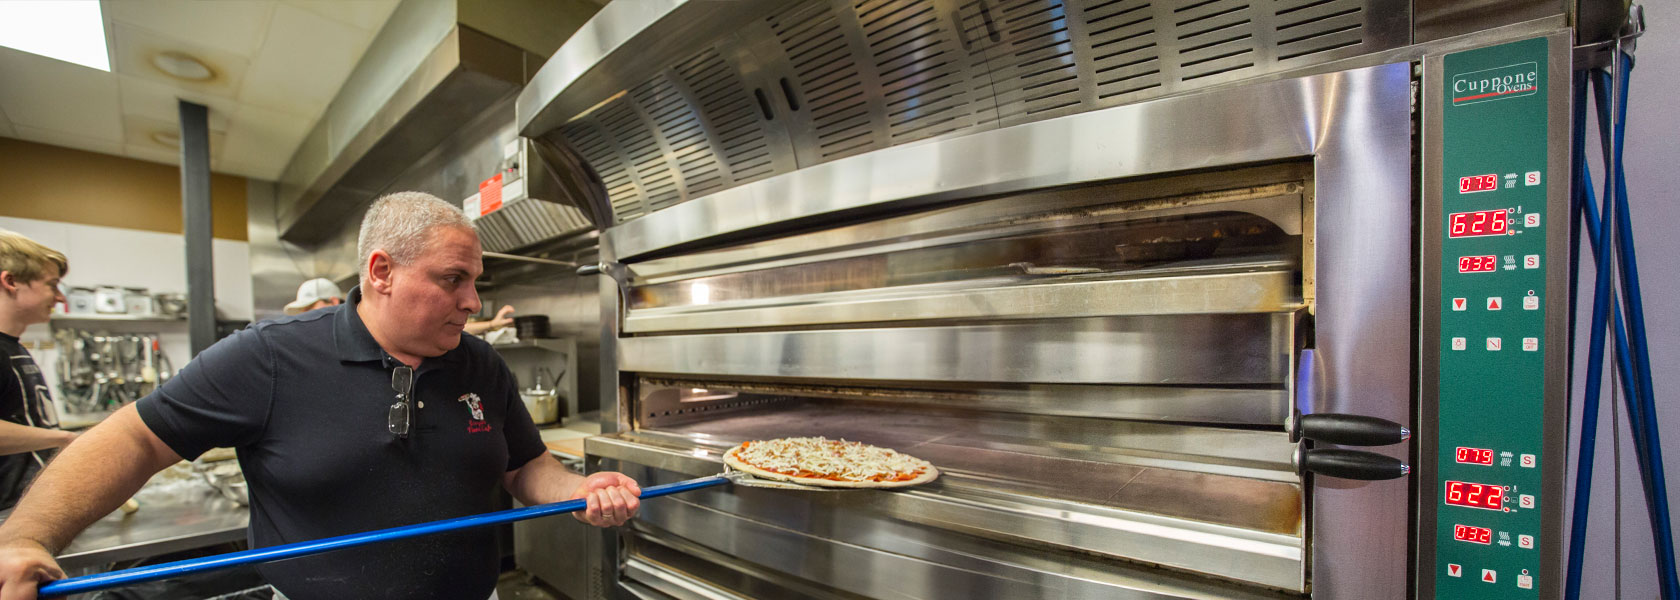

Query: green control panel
1433,36,1553,598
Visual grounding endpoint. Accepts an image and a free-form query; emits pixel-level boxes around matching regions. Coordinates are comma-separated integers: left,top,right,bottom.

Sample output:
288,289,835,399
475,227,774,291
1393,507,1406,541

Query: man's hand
55,431,77,449
0,539,63,600
570,472,641,528
487,305,516,329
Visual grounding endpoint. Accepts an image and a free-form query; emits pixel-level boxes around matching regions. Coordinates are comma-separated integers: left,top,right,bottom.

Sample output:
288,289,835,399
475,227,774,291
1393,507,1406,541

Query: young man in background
0,232,76,510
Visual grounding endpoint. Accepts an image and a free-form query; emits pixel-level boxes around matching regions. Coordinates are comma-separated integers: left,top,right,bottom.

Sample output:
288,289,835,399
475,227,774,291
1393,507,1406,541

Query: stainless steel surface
1414,30,1573,600
274,1,564,243
624,167,1310,283
593,433,1307,592
582,61,1416,600
641,377,1291,426
516,0,689,136
1414,0,1565,43
621,313,1293,386
51,467,249,570
521,0,1413,228
602,65,1385,261
627,269,1296,333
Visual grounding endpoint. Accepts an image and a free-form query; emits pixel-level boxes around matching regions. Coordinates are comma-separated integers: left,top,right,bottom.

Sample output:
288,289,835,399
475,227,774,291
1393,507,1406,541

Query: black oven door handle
1292,413,1412,446
1294,447,1409,481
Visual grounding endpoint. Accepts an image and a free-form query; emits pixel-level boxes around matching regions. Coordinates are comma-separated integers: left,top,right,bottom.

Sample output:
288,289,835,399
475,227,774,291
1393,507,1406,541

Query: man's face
8,264,64,326
386,226,483,357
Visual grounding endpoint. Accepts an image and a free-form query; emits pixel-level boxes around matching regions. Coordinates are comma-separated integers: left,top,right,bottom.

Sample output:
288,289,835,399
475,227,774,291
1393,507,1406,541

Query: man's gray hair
357,191,475,284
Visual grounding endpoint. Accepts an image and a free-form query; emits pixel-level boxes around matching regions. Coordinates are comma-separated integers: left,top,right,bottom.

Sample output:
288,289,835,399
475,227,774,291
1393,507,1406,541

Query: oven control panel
1429,36,1563,599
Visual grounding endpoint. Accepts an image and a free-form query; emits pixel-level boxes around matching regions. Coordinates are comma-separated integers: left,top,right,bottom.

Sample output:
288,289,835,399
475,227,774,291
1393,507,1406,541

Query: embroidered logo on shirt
458,393,492,433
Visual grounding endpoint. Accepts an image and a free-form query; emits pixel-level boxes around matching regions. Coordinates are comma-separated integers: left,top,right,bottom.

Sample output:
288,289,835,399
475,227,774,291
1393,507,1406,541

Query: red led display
1445,480,1506,511
1455,447,1495,465
1449,209,1511,238
1457,255,1498,273
1459,174,1499,194
1454,524,1494,545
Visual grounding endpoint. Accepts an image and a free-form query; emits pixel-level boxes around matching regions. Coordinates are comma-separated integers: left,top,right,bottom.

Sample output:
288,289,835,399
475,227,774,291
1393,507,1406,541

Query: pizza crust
724,443,939,489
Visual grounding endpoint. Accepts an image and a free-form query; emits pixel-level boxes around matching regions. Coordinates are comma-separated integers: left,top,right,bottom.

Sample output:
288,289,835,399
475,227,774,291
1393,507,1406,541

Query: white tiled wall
0,215,253,419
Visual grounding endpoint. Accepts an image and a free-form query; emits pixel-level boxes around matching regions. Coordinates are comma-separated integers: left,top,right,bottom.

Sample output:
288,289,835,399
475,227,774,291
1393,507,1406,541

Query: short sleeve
497,360,546,471
137,327,274,460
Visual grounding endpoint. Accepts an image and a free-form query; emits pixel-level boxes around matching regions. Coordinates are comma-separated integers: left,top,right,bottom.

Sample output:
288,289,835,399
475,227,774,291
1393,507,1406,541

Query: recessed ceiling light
151,131,180,147
151,51,214,81
0,1,110,71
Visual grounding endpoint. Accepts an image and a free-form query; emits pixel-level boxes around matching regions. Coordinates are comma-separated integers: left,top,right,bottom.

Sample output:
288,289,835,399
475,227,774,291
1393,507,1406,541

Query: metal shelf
490,338,571,354
51,314,186,323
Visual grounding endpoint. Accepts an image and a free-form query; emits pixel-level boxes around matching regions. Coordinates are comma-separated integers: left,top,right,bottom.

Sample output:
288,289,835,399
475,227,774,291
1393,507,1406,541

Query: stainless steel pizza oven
519,0,1581,597
588,160,1344,598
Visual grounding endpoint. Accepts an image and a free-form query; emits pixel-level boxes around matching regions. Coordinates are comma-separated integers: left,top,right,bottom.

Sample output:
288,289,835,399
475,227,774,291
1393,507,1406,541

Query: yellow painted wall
0,137,248,241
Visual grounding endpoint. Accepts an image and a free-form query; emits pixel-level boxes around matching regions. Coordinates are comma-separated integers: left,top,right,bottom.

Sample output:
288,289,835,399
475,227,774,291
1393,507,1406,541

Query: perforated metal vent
1273,0,1364,61
857,0,982,141
541,0,1396,226
673,49,778,184
771,1,879,160
1086,0,1163,100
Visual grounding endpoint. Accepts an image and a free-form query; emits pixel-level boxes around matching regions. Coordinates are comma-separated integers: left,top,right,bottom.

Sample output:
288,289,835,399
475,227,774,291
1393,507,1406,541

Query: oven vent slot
675,49,779,185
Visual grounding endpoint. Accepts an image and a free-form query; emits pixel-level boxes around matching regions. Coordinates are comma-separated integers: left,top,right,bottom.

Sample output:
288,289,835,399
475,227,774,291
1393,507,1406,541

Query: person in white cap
282,278,344,315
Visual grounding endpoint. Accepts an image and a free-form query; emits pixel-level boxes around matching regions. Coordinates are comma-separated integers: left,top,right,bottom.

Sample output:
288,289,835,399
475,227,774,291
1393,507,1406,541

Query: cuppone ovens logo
1451,62,1538,107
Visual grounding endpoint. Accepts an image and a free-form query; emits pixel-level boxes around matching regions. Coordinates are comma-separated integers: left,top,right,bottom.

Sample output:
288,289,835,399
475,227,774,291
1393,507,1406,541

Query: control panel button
1487,337,1502,351
1520,494,1535,509
1519,534,1534,549
1518,570,1534,589
1483,569,1498,584
1525,171,1541,186
1449,563,1463,577
1453,298,1468,311
1524,212,1541,227
1524,296,1540,310
1452,337,1467,351
1523,337,1539,352
1525,254,1540,269
1521,454,1536,468
1487,297,1503,311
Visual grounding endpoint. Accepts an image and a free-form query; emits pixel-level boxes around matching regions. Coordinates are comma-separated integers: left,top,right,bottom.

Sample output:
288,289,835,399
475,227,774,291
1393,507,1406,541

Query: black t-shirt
137,289,547,600
0,332,60,510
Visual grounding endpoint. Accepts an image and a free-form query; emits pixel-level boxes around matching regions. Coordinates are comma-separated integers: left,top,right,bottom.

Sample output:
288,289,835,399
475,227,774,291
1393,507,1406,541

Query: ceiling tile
0,47,123,142
11,125,124,157
284,0,400,32
117,75,236,132
214,159,277,180
103,0,278,58
221,104,312,179
110,22,249,100
238,3,370,118
122,114,227,161
122,142,181,167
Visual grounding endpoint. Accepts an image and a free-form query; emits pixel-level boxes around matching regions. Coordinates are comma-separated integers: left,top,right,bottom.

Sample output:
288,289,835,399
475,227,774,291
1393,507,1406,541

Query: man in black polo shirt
0,193,642,599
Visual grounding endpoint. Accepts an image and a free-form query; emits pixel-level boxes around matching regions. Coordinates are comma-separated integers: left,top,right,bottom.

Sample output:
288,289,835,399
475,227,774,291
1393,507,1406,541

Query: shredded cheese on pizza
732,437,930,482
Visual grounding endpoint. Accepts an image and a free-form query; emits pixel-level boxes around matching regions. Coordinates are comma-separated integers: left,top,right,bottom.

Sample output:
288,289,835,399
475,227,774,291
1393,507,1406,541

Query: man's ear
366,250,396,294
0,271,17,295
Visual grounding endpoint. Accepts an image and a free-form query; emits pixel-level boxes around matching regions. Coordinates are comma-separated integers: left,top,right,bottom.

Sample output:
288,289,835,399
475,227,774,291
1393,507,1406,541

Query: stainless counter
39,464,248,570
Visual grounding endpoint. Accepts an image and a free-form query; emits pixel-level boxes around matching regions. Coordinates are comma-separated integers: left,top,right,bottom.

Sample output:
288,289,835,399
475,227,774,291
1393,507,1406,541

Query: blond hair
0,230,68,283
357,192,474,284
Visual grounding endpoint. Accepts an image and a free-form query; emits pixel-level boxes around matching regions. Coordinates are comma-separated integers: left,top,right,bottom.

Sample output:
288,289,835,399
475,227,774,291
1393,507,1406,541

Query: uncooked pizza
723,437,939,489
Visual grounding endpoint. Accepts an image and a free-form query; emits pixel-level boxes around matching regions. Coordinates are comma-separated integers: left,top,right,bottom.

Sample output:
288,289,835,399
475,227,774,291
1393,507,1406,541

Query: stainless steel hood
274,0,600,245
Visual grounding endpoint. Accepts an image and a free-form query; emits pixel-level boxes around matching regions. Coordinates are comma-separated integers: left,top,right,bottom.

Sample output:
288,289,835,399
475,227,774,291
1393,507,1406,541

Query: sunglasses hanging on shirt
388,365,413,439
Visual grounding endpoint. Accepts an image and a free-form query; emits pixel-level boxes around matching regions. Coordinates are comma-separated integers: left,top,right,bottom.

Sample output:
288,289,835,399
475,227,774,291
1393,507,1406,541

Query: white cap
284,278,345,315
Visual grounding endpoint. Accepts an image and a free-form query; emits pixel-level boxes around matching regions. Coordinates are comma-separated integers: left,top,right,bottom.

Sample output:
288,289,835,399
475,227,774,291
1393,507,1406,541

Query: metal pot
520,366,562,425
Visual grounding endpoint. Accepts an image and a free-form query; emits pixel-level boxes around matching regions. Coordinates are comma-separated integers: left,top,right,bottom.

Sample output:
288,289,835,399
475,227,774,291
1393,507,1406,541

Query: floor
496,569,564,600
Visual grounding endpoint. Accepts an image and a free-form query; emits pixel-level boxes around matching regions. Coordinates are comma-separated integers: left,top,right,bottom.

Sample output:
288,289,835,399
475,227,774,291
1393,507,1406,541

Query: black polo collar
333,286,384,363
332,286,468,368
